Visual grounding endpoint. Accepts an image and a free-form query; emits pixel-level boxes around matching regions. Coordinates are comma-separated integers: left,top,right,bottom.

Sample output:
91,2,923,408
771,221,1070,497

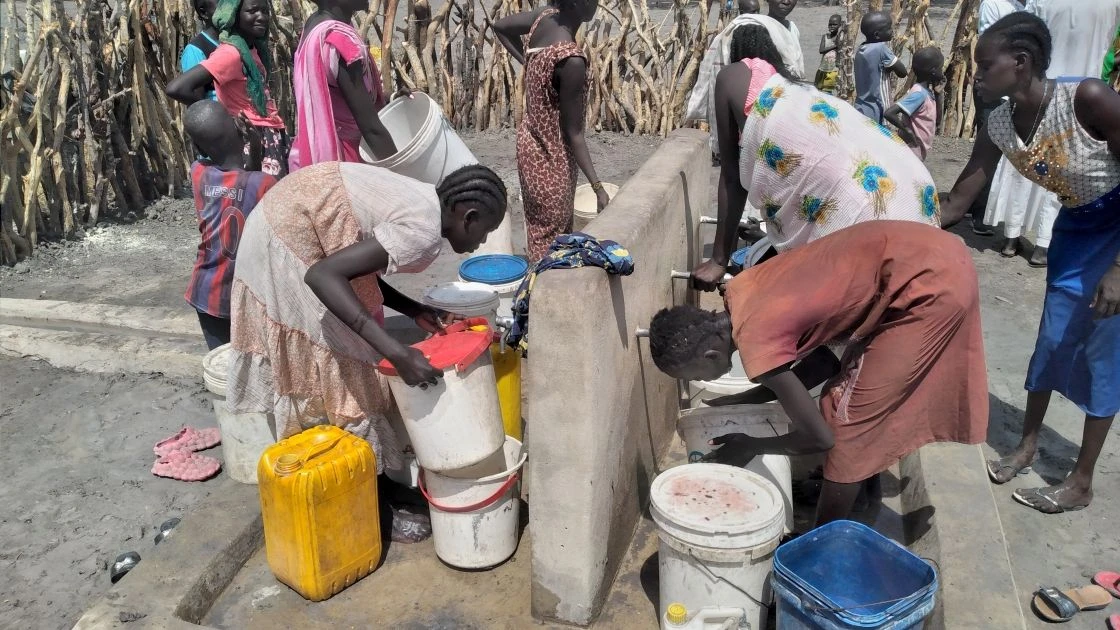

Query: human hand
413,307,459,334
690,259,727,292
595,187,611,211
700,433,758,467
390,346,442,388
1091,264,1120,319
393,86,418,101
899,129,919,148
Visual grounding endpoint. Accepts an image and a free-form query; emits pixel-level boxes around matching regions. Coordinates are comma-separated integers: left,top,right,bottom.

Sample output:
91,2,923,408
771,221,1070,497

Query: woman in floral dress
692,24,940,290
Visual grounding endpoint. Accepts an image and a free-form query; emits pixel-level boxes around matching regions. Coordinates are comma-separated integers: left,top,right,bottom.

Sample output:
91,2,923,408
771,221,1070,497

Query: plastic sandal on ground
153,426,221,457
1031,585,1111,622
110,552,140,584
1093,571,1120,598
151,449,221,482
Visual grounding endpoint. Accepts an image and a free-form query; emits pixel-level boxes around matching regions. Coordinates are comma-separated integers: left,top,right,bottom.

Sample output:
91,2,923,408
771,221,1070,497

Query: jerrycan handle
301,431,348,465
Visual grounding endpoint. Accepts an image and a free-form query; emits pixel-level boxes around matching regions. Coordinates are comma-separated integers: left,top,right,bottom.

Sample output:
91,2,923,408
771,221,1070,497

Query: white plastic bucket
573,183,620,231
382,347,505,473
359,92,479,186
687,351,755,406
202,344,276,484
651,464,785,630
677,404,794,533
420,436,527,569
458,255,529,319
422,282,501,328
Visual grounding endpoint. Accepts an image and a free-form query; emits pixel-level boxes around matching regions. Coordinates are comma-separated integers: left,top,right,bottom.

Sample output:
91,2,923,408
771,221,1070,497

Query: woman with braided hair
167,0,290,176
691,24,941,290
226,162,508,541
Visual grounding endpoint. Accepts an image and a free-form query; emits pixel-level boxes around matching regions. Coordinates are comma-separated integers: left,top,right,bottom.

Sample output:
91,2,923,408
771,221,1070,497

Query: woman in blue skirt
940,13,1120,513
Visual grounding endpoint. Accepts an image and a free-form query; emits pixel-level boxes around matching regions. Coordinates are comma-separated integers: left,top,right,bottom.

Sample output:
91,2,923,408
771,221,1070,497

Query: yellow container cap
666,603,688,625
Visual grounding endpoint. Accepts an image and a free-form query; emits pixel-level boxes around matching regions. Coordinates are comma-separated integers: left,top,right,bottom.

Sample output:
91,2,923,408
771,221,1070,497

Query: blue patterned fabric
506,233,635,353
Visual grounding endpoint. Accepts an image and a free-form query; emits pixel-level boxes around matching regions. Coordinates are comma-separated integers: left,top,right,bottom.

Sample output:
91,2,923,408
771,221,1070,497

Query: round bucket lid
459,255,529,286
377,321,492,376
747,236,774,268
422,282,500,312
695,350,754,395
650,463,784,550
730,246,750,268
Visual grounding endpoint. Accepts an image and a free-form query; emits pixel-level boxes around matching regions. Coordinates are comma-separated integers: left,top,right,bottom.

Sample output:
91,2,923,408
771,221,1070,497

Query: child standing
884,47,944,161
180,0,219,101
815,14,841,94
166,0,290,177
183,101,277,350
854,11,907,123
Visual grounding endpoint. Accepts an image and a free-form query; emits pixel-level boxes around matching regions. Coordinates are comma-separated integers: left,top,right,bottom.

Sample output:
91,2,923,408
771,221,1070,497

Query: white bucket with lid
420,436,527,569
422,281,501,328
573,182,620,231
202,344,276,484
458,255,530,319
678,404,794,533
377,321,505,473
651,464,785,630
359,92,479,187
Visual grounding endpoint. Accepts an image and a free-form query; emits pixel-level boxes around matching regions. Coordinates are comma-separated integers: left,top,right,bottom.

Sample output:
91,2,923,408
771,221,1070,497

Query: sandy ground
2,2,1117,628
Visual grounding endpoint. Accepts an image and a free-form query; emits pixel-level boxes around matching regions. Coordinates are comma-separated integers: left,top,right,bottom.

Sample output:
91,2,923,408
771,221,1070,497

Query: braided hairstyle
212,0,273,116
982,12,1052,78
648,305,726,374
436,164,509,219
728,24,800,83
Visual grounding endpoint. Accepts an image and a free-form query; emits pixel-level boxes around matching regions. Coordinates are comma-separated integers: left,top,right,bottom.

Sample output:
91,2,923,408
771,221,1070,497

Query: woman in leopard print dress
494,0,609,260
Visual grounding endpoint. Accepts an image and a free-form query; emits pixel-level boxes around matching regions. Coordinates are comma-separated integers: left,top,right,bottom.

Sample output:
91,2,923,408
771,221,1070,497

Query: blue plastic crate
772,520,938,629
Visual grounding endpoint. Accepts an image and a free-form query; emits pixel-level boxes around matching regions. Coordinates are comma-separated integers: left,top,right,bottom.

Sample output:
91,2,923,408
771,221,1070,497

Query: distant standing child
815,14,841,94
180,0,220,101
854,11,907,123
183,101,277,349
884,47,944,161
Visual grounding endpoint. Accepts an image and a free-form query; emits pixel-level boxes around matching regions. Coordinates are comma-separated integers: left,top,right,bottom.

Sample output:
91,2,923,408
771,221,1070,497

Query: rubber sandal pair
1109,614,1120,630
110,519,183,584
986,456,1032,484
1094,571,1120,598
151,427,221,482
1032,585,1111,622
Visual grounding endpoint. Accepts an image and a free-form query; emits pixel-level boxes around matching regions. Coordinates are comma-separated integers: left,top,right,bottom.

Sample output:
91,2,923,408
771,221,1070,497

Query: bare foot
1012,480,1092,514
987,450,1035,484
1029,246,1048,268
1000,237,1020,258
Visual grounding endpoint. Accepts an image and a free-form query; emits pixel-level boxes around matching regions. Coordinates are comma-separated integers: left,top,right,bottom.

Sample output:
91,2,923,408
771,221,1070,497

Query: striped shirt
185,162,277,317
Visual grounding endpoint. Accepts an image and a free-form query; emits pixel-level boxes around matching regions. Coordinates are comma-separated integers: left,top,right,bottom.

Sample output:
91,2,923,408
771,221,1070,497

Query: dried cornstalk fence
0,0,722,265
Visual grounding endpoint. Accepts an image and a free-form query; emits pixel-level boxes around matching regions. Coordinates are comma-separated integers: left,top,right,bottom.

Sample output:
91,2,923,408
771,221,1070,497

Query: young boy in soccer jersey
183,100,276,349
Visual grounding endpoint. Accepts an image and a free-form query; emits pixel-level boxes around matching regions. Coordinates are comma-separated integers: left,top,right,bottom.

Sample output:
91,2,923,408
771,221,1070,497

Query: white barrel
651,464,785,630
382,345,505,473
572,183,619,232
202,344,276,484
677,404,794,533
359,92,479,186
422,282,501,328
420,437,527,569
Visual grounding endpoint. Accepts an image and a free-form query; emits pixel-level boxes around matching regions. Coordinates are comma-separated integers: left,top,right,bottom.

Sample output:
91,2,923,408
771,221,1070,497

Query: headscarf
212,0,273,116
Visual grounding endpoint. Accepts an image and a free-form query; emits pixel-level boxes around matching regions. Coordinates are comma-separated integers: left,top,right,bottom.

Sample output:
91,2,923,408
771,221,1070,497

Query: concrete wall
526,129,709,625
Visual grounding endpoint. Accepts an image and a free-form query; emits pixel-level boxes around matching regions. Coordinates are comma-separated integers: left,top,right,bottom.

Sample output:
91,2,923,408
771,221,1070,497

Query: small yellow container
257,425,381,601
490,343,522,441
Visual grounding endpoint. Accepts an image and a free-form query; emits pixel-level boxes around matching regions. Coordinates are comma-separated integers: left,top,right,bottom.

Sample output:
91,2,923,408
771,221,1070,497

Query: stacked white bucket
380,323,524,570
652,236,795,628
201,344,276,484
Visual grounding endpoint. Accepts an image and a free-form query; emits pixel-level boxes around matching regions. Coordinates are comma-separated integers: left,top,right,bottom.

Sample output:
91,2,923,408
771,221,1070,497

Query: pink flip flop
151,449,221,482
1108,613,1120,630
154,426,221,457
1094,571,1120,598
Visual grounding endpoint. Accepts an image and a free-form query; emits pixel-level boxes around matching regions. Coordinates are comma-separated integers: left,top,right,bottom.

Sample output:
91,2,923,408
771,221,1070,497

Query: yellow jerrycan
257,425,381,601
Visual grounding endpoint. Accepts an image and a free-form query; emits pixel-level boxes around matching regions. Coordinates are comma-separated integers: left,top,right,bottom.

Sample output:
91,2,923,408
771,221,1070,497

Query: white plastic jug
651,464,785,630
663,604,745,629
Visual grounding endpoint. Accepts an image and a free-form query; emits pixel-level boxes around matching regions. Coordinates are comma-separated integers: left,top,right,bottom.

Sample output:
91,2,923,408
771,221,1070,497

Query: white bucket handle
418,470,520,513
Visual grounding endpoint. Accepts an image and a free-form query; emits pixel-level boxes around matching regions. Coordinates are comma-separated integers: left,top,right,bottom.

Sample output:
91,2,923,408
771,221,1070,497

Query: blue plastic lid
459,255,529,285
730,246,750,267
